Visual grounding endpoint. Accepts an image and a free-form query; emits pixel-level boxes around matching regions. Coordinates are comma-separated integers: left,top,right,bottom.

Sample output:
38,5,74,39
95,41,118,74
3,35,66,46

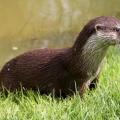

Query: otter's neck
71,34,109,75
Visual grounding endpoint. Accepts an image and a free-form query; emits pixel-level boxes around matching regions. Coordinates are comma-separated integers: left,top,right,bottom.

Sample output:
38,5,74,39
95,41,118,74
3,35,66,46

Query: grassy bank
0,47,120,120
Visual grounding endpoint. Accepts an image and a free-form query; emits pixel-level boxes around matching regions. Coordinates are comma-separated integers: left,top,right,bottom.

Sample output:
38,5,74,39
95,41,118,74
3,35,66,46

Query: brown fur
0,16,120,97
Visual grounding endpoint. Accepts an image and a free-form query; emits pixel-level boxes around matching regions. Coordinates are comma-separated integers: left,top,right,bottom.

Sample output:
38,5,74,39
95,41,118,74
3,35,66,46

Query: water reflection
0,0,120,66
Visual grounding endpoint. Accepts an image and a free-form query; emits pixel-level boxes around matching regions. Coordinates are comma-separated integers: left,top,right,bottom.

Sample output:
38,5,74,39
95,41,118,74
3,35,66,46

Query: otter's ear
95,24,104,32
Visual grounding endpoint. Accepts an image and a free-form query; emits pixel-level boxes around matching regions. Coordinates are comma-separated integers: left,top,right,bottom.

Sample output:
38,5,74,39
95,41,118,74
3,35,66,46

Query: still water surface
0,0,120,67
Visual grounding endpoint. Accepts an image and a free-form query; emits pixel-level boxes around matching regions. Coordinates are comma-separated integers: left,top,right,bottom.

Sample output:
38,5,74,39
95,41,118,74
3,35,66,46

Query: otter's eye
95,24,106,31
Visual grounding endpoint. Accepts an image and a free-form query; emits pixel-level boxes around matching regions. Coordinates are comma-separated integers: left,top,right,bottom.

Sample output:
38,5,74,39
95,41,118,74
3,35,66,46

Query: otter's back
0,48,70,93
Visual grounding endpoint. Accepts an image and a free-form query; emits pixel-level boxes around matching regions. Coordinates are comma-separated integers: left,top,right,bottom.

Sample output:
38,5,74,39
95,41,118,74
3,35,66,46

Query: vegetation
0,47,120,120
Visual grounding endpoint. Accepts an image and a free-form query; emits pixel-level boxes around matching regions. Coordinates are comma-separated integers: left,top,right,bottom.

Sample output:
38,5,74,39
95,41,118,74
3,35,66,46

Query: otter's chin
110,39,120,45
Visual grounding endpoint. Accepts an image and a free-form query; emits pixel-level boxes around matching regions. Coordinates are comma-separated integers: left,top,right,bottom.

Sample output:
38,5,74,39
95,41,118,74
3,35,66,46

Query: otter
0,16,120,97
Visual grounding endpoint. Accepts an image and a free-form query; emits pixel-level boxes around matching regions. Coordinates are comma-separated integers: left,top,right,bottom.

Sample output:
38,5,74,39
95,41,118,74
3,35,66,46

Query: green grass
0,47,120,120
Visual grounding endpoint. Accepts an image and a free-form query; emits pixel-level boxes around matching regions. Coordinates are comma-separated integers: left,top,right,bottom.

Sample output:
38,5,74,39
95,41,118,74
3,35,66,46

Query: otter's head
92,16,120,45
74,16,120,51
72,16,120,73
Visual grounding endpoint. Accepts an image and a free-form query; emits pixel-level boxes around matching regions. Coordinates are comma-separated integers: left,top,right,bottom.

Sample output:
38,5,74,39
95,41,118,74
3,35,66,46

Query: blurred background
0,0,120,67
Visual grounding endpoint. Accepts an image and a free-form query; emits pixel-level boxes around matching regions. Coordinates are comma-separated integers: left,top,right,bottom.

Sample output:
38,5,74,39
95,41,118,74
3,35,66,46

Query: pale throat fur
72,24,120,83
80,34,109,81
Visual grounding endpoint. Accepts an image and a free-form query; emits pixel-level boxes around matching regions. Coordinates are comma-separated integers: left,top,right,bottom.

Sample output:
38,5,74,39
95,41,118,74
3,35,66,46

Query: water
0,0,120,67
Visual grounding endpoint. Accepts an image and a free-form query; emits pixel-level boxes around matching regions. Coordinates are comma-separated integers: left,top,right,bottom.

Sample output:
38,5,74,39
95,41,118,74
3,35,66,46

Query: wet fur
0,16,120,97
